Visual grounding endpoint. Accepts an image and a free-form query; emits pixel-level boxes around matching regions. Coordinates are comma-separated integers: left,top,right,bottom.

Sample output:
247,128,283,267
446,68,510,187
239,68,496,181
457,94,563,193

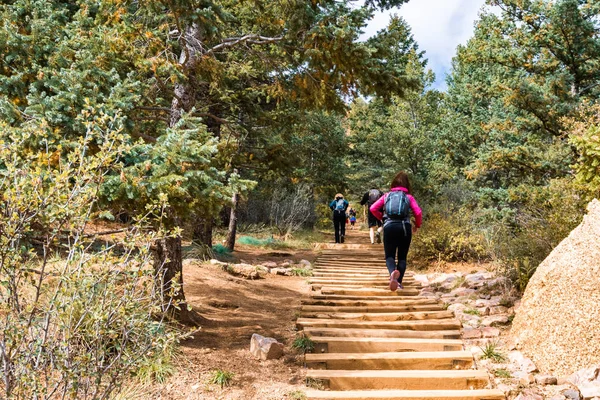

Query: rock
451,287,476,297
413,274,429,286
250,333,284,360
470,346,484,358
270,267,290,276
569,367,600,387
580,385,600,399
489,306,509,315
299,259,312,267
481,315,509,327
512,200,600,376
279,262,291,268
518,373,535,386
224,263,263,279
509,351,538,373
448,303,467,313
210,259,227,266
562,389,582,400
261,261,278,268
477,306,490,316
515,389,543,400
463,328,482,339
536,374,558,385
550,396,567,400
482,327,501,338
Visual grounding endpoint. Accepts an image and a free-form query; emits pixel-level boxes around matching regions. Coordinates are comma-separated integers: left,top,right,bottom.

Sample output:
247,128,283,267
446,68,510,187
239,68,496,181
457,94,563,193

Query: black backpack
367,189,382,205
384,191,410,221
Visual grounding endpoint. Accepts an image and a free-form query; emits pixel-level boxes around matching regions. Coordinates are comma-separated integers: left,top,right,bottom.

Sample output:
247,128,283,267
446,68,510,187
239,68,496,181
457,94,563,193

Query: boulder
481,315,509,327
261,261,278,268
536,374,558,385
299,259,312,267
250,333,284,360
515,389,543,400
509,351,538,373
482,327,501,338
562,389,582,400
512,200,600,375
463,328,482,339
569,366,600,400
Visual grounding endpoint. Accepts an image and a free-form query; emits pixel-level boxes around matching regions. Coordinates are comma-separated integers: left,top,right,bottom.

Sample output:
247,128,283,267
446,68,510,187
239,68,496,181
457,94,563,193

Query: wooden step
306,369,488,390
297,318,461,331
320,288,420,297
300,310,454,321
301,305,444,313
310,295,431,301
311,284,419,291
305,389,506,400
310,337,463,353
309,279,416,285
310,276,413,282
302,299,440,307
305,351,473,370
304,328,461,339
313,272,391,277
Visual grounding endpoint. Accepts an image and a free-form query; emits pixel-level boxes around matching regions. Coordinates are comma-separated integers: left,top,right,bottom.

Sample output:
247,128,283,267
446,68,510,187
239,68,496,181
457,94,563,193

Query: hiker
329,193,349,243
370,172,422,291
348,208,357,230
360,188,384,244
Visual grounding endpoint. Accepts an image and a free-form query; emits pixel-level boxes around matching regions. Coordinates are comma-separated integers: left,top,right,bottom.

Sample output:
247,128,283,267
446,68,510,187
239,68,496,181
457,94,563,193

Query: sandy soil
144,252,314,400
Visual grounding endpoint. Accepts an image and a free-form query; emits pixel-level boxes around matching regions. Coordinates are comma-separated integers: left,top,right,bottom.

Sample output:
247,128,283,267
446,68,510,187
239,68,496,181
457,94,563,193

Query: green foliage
463,308,481,316
290,268,313,277
212,244,232,255
494,369,512,379
287,390,307,400
479,342,507,363
568,104,600,196
0,115,178,399
292,336,315,354
208,369,235,388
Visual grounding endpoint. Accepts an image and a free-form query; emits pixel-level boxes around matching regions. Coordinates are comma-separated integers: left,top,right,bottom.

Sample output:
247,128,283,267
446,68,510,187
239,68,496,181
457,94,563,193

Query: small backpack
333,198,345,215
384,191,410,221
368,189,382,205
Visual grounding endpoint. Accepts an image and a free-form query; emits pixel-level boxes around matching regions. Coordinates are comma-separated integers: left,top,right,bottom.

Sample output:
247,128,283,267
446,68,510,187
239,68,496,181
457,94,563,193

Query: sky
362,0,489,91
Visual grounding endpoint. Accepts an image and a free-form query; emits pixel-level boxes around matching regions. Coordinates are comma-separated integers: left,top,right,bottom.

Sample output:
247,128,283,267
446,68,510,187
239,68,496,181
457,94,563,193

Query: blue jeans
383,221,412,283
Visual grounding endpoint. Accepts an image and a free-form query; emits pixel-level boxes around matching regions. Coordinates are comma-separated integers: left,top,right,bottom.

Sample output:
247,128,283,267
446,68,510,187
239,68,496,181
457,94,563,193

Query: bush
0,117,178,399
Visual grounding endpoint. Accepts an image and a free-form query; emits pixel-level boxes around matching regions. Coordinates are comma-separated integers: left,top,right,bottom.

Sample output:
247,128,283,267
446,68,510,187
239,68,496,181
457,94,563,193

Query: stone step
302,299,440,307
310,337,463,353
304,328,461,339
301,305,444,313
306,370,488,390
320,288,420,297
297,318,461,331
300,310,454,321
305,389,506,400
305,351,473,370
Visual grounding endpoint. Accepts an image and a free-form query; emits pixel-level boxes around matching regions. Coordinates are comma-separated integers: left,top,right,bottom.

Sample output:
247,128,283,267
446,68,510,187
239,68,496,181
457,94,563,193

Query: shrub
208,369,235,388
0,116,178,399
292,336,315,354
479,342,507,363
291,267,313,277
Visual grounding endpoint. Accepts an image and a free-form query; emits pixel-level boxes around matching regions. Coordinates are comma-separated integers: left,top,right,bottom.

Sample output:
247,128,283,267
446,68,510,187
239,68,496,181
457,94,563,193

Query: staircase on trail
298,231,505,400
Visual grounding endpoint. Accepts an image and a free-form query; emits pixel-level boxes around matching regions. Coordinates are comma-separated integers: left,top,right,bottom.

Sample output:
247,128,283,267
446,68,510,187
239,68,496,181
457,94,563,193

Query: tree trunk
153,235,198,324
193,218,213,249
226,193,240,250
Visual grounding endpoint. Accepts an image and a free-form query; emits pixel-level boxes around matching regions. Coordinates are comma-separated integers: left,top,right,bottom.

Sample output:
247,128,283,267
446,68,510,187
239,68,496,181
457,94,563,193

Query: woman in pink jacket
370,171,422,291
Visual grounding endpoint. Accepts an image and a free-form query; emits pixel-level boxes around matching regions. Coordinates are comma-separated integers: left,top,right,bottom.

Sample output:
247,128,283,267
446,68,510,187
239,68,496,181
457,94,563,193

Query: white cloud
362,0,489,90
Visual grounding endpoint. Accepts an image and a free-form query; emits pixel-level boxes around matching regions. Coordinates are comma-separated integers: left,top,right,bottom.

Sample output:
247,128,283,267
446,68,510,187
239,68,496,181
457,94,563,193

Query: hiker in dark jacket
329,193,349,244
360,188,384,244
370,172,422,292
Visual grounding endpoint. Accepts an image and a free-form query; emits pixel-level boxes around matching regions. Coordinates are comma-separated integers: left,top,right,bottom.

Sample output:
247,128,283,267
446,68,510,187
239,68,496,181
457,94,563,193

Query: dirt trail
297,231,506,400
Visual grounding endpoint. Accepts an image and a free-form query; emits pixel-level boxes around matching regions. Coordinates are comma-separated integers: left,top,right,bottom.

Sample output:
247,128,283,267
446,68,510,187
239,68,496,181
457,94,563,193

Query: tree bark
153,236,198,324
226,192,240,250
193,218,213,249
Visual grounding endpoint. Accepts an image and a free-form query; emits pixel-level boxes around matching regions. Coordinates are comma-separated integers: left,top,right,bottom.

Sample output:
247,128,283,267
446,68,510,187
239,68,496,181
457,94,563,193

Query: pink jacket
370,187,422,228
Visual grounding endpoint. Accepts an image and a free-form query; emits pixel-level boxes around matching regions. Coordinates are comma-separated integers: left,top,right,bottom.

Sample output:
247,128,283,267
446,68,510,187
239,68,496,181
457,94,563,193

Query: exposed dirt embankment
512,199,600,376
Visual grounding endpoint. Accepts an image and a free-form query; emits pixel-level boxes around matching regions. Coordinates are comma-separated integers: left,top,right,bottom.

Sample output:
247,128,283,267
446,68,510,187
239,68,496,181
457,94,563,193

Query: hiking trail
296,231,506,400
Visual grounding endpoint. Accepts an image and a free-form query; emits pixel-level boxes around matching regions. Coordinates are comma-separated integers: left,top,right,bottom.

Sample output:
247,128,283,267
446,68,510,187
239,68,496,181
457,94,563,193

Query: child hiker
370,172,422,291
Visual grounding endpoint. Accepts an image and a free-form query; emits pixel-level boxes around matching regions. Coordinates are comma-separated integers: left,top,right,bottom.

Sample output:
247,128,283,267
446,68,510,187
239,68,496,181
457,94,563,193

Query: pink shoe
389,270,400,292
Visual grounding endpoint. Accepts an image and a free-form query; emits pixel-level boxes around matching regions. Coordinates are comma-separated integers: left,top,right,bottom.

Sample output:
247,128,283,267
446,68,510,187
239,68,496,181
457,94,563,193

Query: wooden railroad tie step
310,337,463,353
320,288,420,297
305,351,474,370
301,304,444,313
299,310,454,321
301,298,440,307
306,369,489,390
309,295,432,301
297,318,461,331
303,328,461,339
305,389,506,400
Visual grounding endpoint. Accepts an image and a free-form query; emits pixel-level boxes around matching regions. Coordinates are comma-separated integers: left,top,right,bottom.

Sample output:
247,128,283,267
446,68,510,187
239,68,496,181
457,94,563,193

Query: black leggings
333,214,346,243
383,221,412,283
